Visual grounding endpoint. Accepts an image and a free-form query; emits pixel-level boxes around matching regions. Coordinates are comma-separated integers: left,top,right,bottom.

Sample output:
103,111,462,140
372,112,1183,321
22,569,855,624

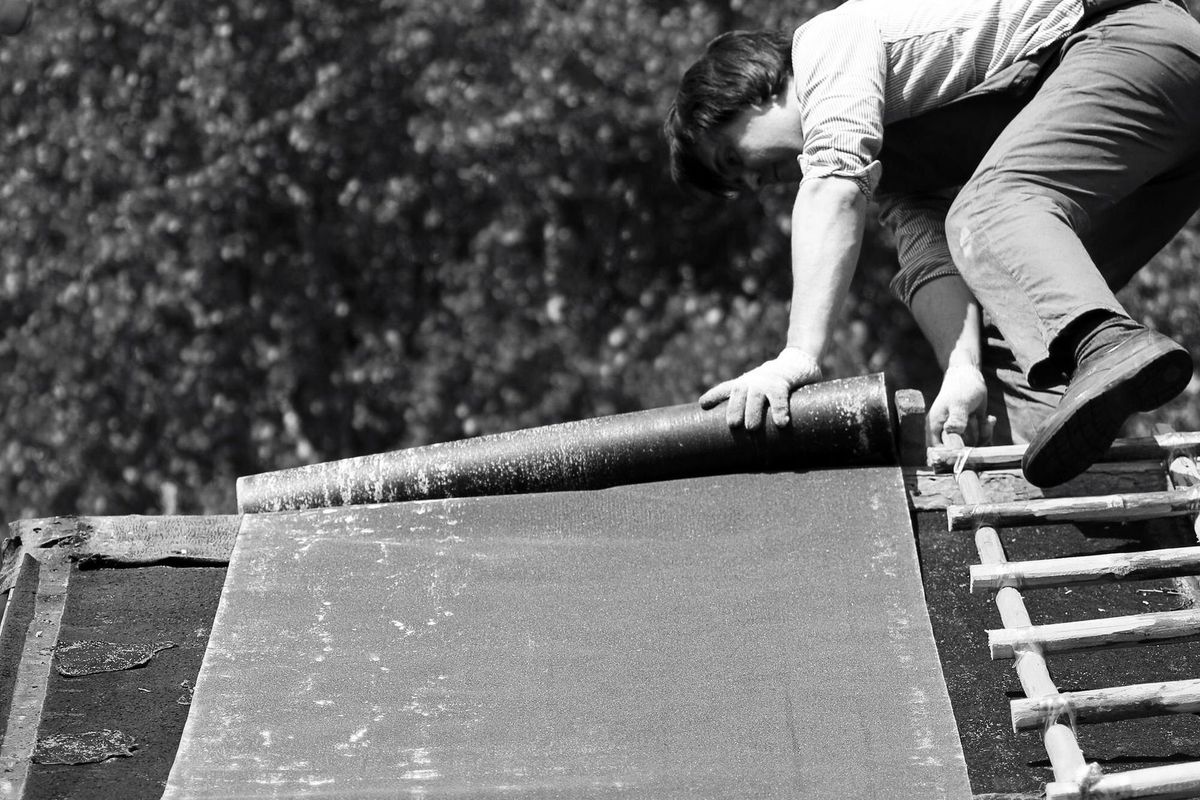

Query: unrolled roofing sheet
163,469,969,799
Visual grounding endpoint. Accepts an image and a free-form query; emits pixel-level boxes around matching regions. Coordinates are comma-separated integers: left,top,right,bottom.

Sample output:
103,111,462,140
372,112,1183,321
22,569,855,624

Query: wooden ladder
940,431,1200,800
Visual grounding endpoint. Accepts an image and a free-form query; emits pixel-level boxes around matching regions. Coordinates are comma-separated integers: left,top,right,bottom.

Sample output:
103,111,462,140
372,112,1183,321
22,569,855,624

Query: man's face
701,98,804,192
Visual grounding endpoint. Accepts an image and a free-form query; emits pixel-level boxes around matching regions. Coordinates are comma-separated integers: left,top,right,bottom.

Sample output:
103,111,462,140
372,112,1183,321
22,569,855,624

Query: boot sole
1022,345,1192,488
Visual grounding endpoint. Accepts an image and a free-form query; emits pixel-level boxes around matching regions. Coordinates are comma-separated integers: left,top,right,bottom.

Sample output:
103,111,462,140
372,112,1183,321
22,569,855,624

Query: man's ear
775,76,800,111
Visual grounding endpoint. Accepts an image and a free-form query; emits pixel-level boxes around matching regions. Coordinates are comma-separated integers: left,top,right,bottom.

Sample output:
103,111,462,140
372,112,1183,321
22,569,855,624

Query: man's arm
881,189,993,445
785,177,868,361
910,275,982,370
700,175,867,428
909,275,993,444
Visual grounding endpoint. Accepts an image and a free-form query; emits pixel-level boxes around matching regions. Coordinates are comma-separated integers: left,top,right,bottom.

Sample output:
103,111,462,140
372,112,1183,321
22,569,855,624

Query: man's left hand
699,348,822,429
928,363,994,446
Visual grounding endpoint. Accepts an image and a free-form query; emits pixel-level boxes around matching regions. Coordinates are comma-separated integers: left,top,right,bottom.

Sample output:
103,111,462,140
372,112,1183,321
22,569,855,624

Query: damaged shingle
33,729,136,765
54,640,177,677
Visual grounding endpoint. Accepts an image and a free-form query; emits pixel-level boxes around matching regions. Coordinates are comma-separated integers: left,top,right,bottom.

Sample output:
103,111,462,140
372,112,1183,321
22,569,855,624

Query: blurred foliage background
0,0,1197,519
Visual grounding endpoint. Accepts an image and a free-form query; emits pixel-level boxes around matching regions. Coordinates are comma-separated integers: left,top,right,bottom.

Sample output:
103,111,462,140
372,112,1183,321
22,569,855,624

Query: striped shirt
792,0,1086,196
788,0,1178,306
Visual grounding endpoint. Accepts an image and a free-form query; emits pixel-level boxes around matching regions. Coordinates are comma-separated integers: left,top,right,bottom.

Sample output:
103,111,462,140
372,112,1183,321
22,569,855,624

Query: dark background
2,0,1198,518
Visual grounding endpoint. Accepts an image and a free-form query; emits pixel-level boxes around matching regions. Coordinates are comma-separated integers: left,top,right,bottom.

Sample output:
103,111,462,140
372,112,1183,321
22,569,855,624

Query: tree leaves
0,0,1191,517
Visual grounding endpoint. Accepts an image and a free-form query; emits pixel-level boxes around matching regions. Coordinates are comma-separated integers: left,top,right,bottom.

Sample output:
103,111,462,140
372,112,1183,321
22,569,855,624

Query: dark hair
664,29,794,196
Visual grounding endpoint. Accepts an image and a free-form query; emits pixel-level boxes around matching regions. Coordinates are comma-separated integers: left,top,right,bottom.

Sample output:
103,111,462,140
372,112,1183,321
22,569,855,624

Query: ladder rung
989,609,1200,659
1046,760,1200,800
971,547,1200,593
1011,678,1200,731
948,486,1200,531
929,432,1200,473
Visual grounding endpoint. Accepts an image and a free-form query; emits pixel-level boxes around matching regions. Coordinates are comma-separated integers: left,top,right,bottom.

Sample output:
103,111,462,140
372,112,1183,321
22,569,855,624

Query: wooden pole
942,432,1089,784
928,432,1200,474
0,556,70,797
908,461,1166,512
894,389,927,468
1011,678,1200,731
989,608,1200,659
1165,455,1200,605
946,485,1200,531
970,546,1200,593
1168,456,1200,543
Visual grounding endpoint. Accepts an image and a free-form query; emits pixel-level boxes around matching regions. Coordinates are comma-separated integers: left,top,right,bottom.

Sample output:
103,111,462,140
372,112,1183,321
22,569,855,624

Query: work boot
1021,329,1193,488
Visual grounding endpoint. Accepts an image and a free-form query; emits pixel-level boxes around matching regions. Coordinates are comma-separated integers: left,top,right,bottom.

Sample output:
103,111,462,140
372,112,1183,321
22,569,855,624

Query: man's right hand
699,347,822,430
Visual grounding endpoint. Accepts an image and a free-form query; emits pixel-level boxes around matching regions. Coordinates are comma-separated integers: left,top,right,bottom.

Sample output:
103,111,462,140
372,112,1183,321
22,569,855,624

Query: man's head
665,29,799,196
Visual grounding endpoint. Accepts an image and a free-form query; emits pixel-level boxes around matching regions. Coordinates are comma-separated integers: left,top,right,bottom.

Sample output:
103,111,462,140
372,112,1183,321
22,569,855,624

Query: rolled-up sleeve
792,11,888,198
878,191,961,307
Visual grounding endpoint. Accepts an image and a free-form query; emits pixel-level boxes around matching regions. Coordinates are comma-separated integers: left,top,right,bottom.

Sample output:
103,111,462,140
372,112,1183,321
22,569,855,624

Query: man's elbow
797,175,869,210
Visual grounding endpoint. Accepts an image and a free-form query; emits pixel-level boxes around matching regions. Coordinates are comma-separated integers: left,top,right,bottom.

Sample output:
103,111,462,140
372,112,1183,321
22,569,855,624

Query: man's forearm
785,177,868,359
909,275,983,370
911,275,993,445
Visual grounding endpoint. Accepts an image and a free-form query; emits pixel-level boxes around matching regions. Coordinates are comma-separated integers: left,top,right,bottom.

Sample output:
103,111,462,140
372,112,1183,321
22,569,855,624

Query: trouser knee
945,184,989,273
948,175,1083,273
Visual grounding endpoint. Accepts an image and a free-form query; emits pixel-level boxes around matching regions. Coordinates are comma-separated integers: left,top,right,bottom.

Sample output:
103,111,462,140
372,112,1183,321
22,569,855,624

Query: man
665,0,1200,487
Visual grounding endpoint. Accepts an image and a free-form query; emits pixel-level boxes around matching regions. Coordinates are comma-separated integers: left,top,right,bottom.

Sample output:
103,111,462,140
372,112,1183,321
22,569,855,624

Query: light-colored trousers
880,0,1200,443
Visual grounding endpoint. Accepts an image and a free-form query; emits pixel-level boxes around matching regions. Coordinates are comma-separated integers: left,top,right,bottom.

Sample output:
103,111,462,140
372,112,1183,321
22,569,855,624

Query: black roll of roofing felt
236,373,898,513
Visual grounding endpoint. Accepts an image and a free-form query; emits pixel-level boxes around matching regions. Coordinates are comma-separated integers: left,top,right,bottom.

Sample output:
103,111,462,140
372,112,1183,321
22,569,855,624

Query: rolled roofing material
166,469,970,799
237,373,897,513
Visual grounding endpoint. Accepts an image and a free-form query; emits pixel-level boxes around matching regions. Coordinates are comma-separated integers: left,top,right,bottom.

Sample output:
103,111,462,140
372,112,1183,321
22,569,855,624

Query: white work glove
927,363,995,446
699,347,822,429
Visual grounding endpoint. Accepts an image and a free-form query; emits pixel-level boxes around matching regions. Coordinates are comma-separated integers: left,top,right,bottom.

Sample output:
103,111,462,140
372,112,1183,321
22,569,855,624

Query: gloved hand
927,363,995,446
699,347,822,429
